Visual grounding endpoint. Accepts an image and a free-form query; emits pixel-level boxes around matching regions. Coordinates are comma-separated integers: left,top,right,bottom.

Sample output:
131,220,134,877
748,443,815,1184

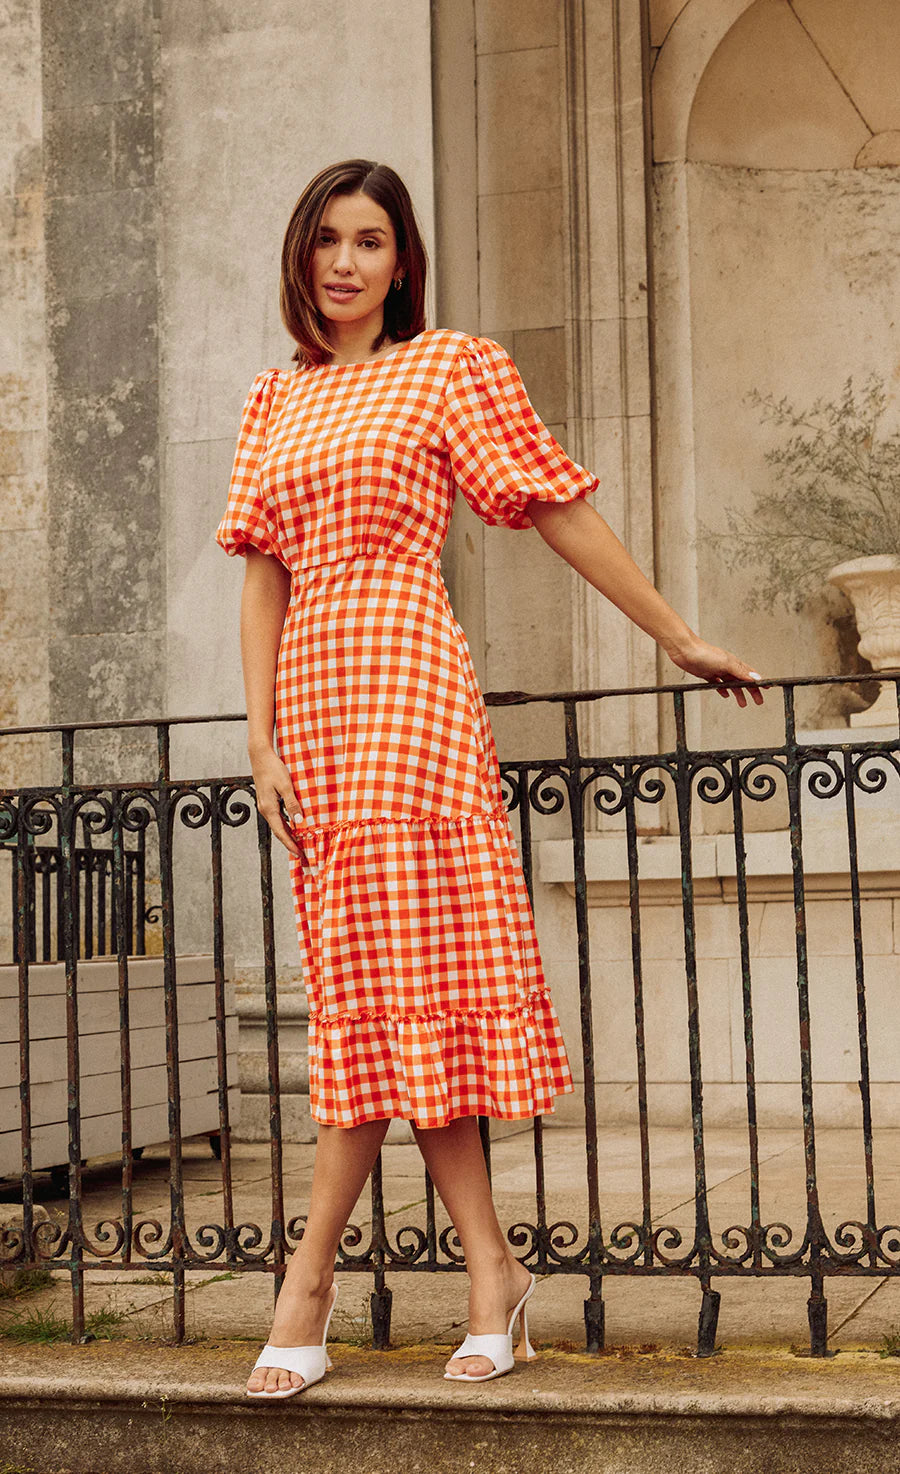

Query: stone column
0,0,49,795
562,0,659,789
435,2,659,778
40,0,165,782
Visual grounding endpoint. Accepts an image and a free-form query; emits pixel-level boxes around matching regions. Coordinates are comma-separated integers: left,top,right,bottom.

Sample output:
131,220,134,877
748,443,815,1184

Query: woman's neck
326,315,391,366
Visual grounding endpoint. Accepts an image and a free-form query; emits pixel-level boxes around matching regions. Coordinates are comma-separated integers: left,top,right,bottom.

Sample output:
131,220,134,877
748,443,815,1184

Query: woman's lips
324,285,362,301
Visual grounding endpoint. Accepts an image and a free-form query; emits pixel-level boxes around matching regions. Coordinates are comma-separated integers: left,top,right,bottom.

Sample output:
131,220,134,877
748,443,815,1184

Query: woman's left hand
664,635,766,707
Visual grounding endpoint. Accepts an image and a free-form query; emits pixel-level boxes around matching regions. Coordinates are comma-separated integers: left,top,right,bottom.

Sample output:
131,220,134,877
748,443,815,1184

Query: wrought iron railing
2,836,154,963
2,674,900,1356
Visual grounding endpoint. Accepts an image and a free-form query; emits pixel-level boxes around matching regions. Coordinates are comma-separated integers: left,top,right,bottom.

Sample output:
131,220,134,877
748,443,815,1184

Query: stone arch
654,0,900,168
651,0,757,163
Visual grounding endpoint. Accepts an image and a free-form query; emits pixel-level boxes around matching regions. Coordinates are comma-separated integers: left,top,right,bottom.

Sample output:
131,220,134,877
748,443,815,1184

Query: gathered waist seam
293,551,441,575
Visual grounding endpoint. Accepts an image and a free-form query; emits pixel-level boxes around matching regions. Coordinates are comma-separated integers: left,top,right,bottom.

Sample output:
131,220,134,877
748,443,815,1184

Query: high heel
246,1282,339,1398
444,1272,538,1382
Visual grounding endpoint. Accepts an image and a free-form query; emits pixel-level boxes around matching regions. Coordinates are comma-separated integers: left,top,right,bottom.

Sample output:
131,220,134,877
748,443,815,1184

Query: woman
215,159,763,1397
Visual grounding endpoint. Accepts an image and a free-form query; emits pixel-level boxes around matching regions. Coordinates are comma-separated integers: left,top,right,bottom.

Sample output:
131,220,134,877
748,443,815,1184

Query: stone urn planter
828,555,900,727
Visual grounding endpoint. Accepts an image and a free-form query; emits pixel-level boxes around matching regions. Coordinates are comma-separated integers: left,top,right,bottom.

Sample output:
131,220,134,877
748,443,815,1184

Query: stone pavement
3,1121,900,1353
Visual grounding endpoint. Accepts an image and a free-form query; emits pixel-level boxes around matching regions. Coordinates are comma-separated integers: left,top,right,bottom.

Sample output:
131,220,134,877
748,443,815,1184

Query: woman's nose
332,241,354,273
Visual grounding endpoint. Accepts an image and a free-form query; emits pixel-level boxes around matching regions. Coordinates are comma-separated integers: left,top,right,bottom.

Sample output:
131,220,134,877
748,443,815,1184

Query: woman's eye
317,234,379,248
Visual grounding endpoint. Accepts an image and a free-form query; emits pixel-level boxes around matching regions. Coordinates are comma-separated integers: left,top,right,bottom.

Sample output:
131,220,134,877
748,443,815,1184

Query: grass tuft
0,1302,134,1344
0,1307,71,1344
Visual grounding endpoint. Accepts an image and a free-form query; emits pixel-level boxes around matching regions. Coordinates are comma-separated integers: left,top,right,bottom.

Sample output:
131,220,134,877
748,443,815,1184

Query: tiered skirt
277,552,575,1128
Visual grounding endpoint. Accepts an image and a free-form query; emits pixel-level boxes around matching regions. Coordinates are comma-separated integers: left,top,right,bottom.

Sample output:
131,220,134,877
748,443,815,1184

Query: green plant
0,1302,134,1343
0,1307,71,1343
701,374,900,612
879,1325,900,1357
82,1305,134,1339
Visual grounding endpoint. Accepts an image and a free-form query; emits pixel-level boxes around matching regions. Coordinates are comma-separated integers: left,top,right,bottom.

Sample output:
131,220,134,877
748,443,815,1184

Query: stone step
3,1341,900,1474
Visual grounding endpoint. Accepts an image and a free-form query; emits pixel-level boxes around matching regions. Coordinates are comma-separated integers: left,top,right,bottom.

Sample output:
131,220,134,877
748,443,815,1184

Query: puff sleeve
214,369,284,561
442,336,598,529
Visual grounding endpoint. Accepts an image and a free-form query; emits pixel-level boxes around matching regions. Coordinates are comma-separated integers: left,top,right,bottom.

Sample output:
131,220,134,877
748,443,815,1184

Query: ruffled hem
311,988,554,1027
289,803,507,840
307,991,575,1128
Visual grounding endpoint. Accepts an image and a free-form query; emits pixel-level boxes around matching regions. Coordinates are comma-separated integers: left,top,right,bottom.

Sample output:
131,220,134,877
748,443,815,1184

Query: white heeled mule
246,1282,339,1399
444,1272,538,1383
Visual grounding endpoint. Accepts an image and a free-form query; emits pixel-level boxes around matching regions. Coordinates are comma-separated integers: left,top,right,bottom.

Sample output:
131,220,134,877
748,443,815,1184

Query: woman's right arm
240,547,304,857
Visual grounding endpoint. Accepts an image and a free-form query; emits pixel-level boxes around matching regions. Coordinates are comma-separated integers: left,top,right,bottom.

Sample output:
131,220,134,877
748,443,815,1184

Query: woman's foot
444,1256,535,1378
246,1273,336,1395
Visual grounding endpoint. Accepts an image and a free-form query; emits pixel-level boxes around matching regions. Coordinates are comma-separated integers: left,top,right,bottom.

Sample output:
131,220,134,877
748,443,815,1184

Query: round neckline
306,330,429,372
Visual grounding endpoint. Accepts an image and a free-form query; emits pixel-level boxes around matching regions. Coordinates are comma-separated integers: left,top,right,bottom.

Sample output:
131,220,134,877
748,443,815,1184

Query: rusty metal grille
2,674,900,1357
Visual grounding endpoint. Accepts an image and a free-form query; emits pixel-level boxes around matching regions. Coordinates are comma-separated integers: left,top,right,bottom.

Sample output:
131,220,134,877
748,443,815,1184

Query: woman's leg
247,1117,390,1393
411,1116,534,1377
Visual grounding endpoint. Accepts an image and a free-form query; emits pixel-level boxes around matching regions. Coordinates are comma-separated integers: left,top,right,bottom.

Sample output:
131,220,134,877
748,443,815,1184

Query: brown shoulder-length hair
280,159,428,367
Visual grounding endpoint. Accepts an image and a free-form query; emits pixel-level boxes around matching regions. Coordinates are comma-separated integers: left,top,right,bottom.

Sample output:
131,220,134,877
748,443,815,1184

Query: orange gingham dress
214,328,597,1128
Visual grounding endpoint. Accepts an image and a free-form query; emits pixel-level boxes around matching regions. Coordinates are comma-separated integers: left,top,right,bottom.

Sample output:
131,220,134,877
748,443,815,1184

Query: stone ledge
3,1342,900,1473
4,1338,899,1407
538,830,900,904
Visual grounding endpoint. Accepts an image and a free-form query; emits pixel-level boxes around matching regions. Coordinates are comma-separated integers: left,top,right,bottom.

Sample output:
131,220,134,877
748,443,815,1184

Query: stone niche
651,0,900,758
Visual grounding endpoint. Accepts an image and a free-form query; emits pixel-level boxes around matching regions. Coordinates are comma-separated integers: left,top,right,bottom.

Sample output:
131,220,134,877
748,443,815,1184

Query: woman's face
311,190,402,337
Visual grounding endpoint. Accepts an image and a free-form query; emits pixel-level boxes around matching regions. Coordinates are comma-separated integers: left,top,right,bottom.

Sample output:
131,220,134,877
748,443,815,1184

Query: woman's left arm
526,495,764,707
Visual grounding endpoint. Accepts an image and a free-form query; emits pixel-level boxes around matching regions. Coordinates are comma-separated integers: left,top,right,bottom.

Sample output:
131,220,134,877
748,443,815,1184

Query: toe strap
449,1332,514,1375
252,1344,327,1380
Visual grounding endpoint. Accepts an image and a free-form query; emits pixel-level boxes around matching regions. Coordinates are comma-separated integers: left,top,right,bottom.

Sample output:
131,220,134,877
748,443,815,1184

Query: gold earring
393,276,404,290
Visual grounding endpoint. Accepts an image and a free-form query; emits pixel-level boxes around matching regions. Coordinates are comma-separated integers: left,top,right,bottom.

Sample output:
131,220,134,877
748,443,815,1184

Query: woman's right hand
249,745,305,858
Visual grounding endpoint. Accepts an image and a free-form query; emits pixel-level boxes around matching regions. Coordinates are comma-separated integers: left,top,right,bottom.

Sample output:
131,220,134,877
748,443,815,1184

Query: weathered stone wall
41,0,165,787
0,0,49,788
165,1,435,771
3,0,165,794
535,863,900,1130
